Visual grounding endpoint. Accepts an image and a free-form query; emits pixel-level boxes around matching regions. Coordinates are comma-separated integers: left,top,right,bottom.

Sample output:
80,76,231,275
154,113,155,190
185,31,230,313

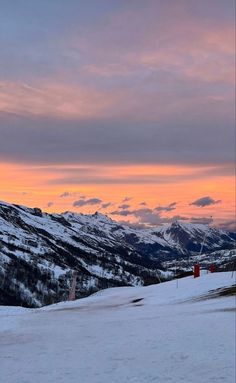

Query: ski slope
0,272,235,383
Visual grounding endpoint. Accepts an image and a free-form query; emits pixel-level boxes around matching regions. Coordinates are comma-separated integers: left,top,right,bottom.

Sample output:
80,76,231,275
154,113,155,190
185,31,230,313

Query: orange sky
1,162,234,229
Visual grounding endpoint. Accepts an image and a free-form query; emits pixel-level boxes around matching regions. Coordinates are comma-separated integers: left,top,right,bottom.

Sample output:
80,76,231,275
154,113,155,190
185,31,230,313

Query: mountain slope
0,200,235,307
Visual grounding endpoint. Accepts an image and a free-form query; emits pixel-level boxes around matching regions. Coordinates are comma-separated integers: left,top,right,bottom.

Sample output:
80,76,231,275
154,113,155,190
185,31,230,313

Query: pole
68,271,78,301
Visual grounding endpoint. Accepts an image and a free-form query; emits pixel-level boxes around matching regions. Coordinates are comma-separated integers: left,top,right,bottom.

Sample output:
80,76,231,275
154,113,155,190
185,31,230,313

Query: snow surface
0,272,235,383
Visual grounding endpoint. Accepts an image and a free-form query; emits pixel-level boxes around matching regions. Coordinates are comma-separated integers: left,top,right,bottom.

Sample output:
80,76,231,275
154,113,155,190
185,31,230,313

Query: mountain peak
170,220,183,229
92,211,113,222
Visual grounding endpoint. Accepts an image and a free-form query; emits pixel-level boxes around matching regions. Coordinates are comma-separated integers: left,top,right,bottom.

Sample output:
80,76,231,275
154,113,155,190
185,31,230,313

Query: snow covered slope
149,220,235,256
0,200,235,307
0,272,235,383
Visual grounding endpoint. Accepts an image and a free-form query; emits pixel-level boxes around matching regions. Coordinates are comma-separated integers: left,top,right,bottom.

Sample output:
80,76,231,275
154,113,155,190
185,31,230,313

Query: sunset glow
0,0,235,231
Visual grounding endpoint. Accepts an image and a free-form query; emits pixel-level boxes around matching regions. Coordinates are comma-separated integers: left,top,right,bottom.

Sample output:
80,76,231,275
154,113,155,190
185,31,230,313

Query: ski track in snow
0,272,235,383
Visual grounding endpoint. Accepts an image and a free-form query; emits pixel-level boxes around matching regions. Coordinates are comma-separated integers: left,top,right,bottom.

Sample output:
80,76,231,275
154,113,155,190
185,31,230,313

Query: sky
0,0,235,230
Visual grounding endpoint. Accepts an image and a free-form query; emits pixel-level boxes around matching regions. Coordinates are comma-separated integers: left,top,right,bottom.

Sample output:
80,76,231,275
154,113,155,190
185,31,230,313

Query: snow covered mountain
149,220,235,259
0,200,235,307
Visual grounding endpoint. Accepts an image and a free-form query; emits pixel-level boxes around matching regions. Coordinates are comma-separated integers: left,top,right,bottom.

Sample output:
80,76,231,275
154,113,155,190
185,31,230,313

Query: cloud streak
0,81,117,120
119,204,130,209
73,198,102,207
190,217,213,224
190,196,221,207
155,202,177,212
111,206,189,227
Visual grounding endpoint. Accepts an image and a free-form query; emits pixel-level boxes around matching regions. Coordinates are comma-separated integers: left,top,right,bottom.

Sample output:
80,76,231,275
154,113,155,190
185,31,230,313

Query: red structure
193,264,200,278
210,264,215,273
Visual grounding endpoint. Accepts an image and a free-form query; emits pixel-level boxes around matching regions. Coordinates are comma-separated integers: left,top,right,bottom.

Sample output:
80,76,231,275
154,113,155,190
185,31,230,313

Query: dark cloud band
0,114,234,166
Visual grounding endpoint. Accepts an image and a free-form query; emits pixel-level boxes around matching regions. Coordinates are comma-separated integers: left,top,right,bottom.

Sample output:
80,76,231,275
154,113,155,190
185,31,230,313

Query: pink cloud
128,25,235,84
66,3,234,85
0,4,234,123
0,81,118,120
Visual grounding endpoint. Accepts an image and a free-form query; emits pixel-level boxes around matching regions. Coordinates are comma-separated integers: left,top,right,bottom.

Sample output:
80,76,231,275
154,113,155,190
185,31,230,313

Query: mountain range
0,200,235,307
